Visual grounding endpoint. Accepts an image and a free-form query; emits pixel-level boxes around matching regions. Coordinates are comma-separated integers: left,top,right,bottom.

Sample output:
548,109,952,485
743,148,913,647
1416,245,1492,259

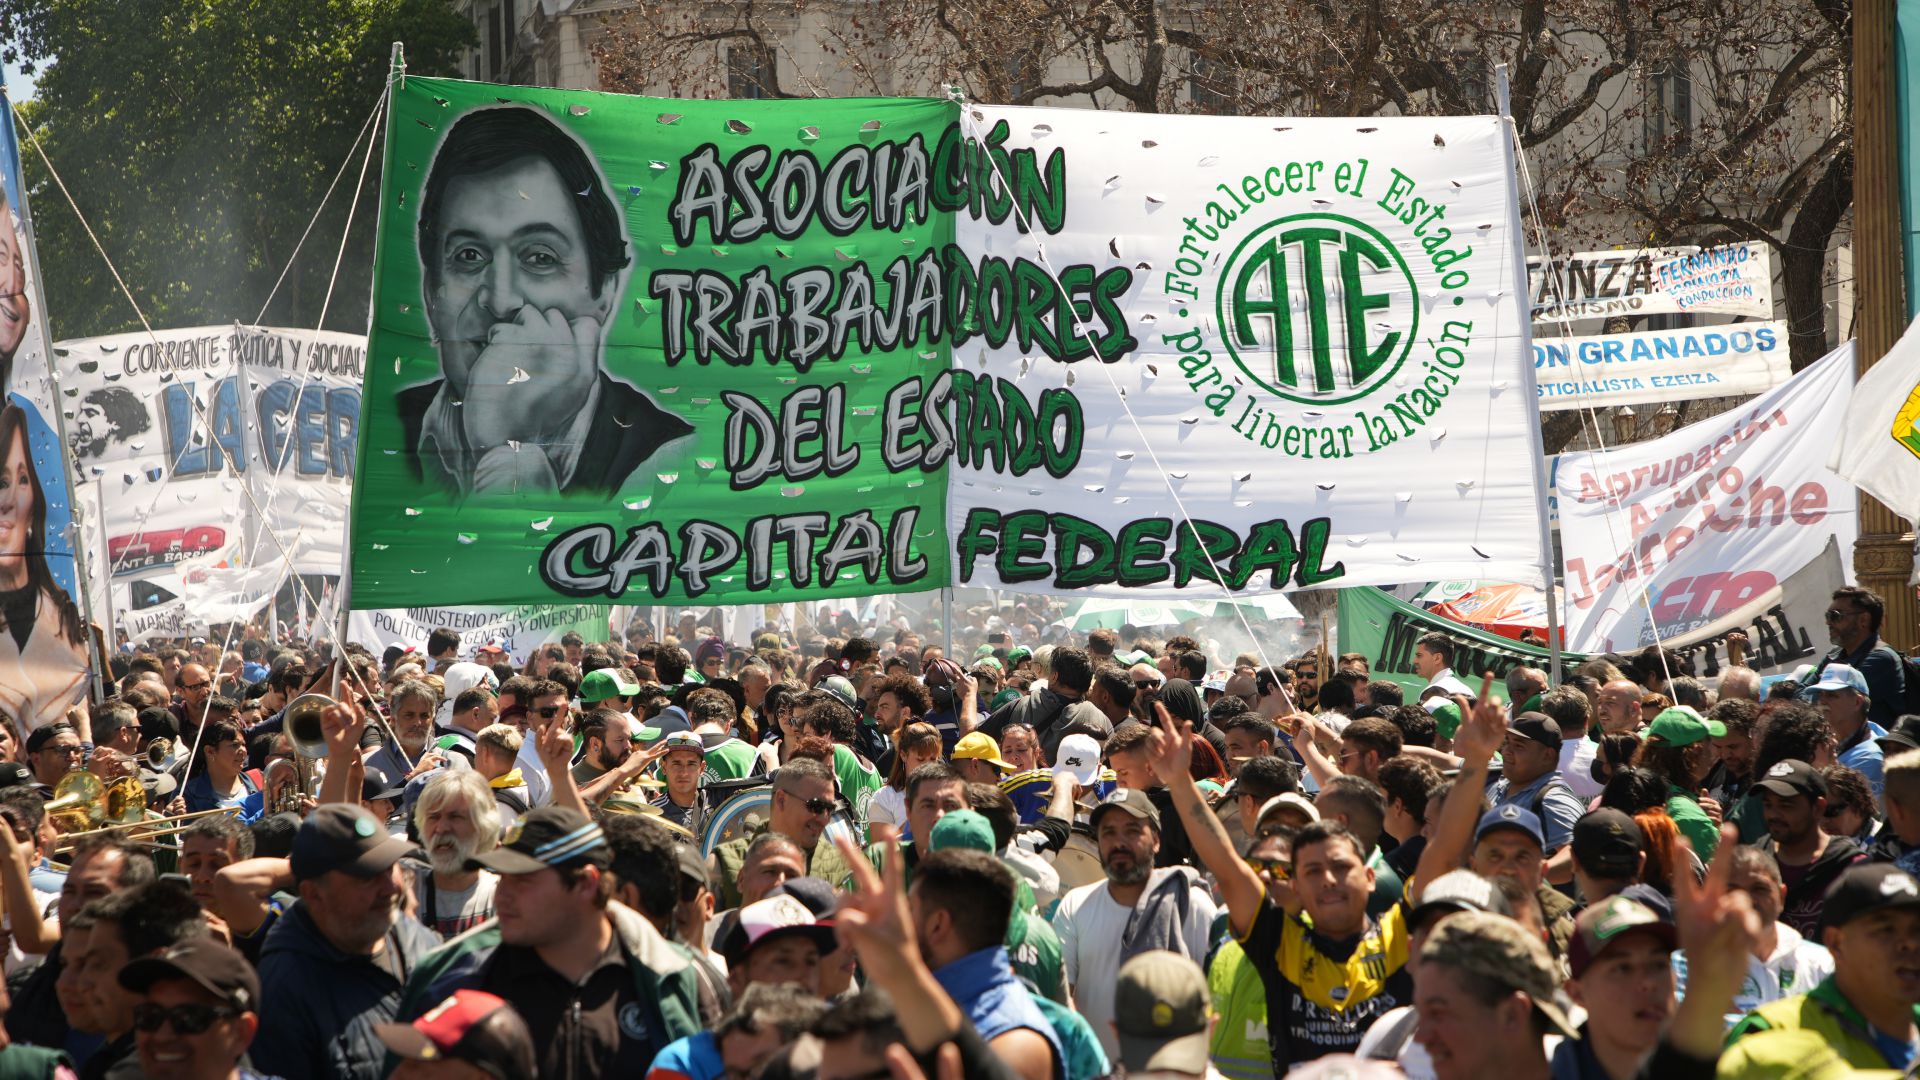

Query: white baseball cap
1053,733,1102,787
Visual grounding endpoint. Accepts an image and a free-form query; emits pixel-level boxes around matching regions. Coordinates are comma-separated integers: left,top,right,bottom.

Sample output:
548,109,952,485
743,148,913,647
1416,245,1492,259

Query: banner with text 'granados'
348,78,1548,608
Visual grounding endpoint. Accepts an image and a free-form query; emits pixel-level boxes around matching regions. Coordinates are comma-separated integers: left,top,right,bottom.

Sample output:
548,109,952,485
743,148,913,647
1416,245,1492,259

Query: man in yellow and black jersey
1140,678,1510,1072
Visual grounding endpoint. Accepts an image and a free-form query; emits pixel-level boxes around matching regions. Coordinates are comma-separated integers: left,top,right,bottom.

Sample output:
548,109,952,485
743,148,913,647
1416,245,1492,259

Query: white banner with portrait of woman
0,96,91,732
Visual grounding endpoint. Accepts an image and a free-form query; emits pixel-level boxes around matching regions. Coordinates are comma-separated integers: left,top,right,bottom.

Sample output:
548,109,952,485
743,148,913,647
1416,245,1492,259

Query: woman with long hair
0,403,87,731
1632,707,1723,861
750,681,806,775
868,722,943,842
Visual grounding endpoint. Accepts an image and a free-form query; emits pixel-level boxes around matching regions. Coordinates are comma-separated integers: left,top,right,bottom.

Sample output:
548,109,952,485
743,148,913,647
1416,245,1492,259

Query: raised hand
1451,672,1507,766
832,834,918,983
1147,702,1194,786
533,712,575,776
319,699,366,762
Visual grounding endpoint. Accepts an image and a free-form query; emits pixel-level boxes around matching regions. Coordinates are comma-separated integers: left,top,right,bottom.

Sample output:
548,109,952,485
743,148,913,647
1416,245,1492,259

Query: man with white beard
409,770,502,938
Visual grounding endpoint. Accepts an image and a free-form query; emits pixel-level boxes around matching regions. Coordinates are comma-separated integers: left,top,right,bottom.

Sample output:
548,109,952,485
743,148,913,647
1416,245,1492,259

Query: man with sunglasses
708,755,854,909
65,881,206,1080
117,938,265,1080
170,664,214,740
1812,586,1907,729
25,723,82,796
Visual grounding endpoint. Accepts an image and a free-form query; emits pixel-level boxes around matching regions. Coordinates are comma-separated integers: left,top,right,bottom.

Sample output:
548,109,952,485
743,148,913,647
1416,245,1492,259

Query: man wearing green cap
927,812,1107,1079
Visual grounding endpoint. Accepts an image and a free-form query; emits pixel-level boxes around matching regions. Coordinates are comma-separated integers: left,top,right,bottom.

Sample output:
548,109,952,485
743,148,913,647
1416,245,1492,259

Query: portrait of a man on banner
398,105,691,497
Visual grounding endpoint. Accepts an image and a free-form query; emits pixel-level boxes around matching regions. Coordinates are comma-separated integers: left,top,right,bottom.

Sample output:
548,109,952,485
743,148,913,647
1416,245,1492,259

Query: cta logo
1218,214,1418,405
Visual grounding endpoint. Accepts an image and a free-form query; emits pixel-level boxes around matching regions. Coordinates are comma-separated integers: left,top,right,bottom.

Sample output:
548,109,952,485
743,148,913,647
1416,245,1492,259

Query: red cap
374,990,537,1080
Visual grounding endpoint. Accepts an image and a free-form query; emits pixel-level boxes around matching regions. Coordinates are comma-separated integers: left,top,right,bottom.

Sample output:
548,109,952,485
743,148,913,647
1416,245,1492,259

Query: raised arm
534,713,595,819
1413,673,1504,903
1147,703,1277,938
1293,711,1340,789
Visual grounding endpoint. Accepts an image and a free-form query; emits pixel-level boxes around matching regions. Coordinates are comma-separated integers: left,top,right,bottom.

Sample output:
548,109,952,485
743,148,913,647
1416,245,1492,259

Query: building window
1647,59,1694,153
727,42,773,99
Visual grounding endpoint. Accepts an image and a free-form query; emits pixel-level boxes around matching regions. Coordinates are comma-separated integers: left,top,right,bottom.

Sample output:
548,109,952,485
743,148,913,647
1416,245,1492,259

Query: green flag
350,78,952,607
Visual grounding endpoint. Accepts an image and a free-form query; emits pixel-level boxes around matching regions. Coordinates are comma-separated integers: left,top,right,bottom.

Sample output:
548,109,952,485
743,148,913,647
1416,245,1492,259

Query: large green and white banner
349,79,1548,608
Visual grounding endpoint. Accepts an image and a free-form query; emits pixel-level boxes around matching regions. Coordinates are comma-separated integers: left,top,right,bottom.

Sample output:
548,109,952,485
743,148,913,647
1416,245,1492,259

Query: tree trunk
1782,148,1853,371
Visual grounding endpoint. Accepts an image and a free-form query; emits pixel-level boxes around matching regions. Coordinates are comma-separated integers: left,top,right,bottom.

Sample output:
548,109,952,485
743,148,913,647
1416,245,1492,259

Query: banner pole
333,41,405,701
942,587,954,659
1495,64,1564,683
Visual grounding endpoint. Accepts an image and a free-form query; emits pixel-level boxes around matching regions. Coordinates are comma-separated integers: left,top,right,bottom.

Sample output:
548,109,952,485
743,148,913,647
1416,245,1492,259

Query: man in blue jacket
1811,587,1907,729
251,804,441,1080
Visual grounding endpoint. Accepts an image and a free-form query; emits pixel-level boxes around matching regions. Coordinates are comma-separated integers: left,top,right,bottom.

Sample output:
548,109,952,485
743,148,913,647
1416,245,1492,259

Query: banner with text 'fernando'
1528,243,1773,322
1556,345,1857,653
348,79,1548,608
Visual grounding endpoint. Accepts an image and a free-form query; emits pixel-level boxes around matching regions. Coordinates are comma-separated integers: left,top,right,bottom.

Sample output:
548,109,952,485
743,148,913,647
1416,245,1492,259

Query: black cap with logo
289,804,417,882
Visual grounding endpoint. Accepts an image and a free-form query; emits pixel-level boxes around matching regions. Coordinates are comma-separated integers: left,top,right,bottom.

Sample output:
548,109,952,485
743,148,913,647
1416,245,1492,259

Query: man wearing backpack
1811,587,1909,729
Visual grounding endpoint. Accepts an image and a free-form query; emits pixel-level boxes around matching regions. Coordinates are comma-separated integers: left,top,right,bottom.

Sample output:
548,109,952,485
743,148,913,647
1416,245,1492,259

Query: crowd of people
0,586,1916,1079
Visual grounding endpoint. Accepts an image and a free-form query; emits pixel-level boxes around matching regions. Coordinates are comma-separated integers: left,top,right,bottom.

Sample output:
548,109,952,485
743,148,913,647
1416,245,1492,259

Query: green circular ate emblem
1215,212,1419,406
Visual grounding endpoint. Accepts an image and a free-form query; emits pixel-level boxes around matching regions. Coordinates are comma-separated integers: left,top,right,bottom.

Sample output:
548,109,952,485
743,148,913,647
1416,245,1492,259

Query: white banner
54,325,363,585
950,106,1549,596
346,604,611,666
1556,345,1857,652
1528,242,1773,322
1533,320,1790,411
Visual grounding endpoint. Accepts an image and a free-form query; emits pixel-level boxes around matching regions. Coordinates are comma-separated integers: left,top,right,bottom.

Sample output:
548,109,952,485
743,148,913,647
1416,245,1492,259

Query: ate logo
1217,213,1419,405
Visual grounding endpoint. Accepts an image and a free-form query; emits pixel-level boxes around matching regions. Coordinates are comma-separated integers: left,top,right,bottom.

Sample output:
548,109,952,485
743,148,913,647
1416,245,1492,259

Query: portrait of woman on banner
0,401,89,731
0,182,34,397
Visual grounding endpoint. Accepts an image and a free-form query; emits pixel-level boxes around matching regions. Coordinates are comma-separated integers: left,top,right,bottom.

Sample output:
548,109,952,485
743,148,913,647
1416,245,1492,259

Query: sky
4,61,36,103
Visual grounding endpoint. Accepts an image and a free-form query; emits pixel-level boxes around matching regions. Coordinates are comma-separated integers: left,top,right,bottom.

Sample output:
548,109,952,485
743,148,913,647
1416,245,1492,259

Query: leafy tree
3,0,472,340
593,0,1850,451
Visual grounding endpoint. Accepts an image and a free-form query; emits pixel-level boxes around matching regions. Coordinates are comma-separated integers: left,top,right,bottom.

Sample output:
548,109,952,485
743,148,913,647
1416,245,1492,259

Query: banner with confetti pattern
0,93,90,729
350,81,1550,607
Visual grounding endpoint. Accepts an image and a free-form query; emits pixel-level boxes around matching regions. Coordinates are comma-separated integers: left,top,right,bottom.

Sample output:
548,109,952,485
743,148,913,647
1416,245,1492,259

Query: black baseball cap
1754,759,1826,800
1510,712,1563,752
1571,809,1644,878
137,707,179,744
24,723,74,755
361,767,406,804
1819,863,1920,935
468,806,611,875
0,763,31,791
118,939,261,1012
289,804,418,882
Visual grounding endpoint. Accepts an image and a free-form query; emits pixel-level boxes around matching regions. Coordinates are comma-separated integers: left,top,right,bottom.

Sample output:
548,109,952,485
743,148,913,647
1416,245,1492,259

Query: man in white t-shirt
1671,845,1833,1025
1051,789,1216,1060
1539,688,1604,801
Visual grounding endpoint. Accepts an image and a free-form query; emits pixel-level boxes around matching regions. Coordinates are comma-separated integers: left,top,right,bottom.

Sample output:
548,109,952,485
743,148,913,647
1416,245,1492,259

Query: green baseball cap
1427,700,1463,740
928,810,996,853
1644,706,1725,747
580,668,641,703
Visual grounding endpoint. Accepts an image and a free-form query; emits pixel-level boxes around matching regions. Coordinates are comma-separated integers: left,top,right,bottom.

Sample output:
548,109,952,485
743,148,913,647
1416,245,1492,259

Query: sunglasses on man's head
132,1002,236,1035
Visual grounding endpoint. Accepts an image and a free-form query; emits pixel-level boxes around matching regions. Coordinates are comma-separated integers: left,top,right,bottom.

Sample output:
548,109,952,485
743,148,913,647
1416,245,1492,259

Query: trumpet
45,772,149,835
279,692,332,811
